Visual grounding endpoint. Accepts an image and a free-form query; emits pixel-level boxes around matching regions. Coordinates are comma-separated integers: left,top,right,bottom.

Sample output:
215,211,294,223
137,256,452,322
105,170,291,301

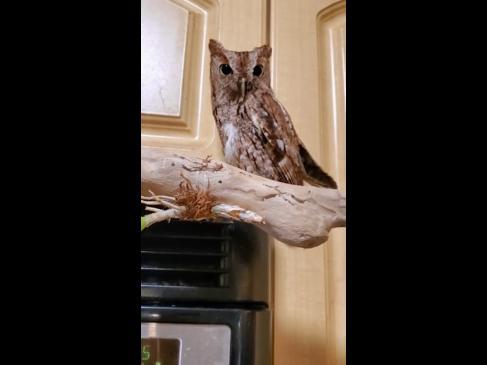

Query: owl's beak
238,77,249,102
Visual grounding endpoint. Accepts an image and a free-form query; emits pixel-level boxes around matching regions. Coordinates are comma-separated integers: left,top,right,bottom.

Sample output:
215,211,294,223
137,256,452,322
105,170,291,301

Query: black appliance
141,220,272,365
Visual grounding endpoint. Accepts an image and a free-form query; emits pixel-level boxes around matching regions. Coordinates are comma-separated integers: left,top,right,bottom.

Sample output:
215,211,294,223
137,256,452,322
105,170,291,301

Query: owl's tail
298,144,338,189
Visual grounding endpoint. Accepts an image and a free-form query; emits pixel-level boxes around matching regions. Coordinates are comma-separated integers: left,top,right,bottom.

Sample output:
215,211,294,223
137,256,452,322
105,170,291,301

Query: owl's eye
253,64,263,76
219,64,233,75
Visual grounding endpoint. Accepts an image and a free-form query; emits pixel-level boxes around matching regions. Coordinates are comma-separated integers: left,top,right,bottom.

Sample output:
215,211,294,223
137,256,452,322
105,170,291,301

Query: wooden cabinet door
270,2,345,365
141,1,345,364
141,0,268,158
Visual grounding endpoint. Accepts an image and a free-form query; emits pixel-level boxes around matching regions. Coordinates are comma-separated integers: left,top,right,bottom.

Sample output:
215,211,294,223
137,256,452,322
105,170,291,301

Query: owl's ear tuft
255,45,272,58
209,39,225,54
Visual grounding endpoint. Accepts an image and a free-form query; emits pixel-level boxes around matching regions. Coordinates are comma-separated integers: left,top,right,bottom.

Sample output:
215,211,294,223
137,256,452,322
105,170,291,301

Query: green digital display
141,338,180,365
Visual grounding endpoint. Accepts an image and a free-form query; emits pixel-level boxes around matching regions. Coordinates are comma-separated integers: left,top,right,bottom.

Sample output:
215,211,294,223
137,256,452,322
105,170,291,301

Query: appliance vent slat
141,221,232,288
141,250,226,257
141,267,228,273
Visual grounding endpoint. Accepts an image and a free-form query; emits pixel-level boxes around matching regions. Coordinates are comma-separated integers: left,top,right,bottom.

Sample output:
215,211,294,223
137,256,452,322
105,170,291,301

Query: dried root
174,175,217,220
141,176,265,230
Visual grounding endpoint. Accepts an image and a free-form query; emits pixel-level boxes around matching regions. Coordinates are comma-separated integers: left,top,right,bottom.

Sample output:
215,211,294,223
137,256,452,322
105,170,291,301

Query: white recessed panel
141,0,188,116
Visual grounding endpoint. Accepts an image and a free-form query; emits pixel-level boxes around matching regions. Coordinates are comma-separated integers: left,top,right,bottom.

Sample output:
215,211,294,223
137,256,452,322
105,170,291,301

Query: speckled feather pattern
209,39,337,189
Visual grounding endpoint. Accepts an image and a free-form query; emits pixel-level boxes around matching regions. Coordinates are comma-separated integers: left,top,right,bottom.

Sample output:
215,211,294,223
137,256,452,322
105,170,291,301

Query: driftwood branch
141,147,346,248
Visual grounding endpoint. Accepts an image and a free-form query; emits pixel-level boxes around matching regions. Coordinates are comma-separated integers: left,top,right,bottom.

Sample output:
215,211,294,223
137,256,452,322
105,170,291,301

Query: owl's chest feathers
220,120,258,163
221,123,239,163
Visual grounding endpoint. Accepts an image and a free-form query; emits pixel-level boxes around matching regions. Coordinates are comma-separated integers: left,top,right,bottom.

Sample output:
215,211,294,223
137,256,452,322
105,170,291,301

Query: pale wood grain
271,1,346,364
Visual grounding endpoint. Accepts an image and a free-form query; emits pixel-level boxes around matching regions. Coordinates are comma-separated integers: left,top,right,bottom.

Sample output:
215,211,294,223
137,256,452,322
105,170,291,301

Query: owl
208,39,337,189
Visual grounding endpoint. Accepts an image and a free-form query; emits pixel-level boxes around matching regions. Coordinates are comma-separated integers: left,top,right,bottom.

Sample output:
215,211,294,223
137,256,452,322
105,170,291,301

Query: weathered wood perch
141,147,346,248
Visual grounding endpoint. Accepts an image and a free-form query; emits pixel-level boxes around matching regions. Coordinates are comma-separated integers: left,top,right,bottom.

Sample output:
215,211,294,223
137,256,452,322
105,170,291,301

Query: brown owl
208,39,337,189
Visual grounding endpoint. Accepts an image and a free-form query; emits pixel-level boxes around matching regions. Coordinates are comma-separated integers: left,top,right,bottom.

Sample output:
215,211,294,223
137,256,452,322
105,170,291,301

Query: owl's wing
243,92,302,185
257,92,337,188
297,143,338,188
